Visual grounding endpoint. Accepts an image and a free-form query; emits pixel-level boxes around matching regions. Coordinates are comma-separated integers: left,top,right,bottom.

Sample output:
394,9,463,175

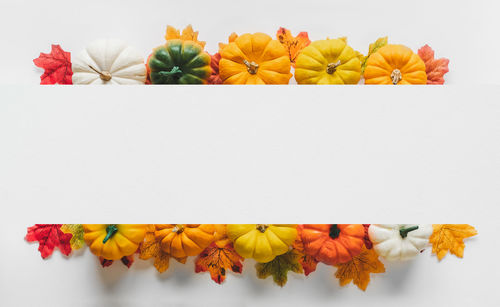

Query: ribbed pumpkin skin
83,224,147,260
155,224,215,258
148,39,211,84
294,39,361,84
364,44,427,85
297,224,365,265
219,33,292,84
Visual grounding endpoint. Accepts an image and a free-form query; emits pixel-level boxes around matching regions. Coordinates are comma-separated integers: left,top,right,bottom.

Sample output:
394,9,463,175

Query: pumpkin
219,33,292,84
297,224,365,265
148,40,211,84
364,44,427,85
83,224,146,260
155,224,215,258
72,39,147,85
226,224,297,263
294,39,361,84
368,224,432,261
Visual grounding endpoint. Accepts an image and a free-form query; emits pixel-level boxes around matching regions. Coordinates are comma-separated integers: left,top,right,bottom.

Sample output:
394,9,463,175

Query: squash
148,40,211,84
297,224,365,265
155,224,215,258
72,39,147,85
368,224,432,261
219,33,292,84
294,39,361,84
364,44,427,85
83,224,146,260
226,224,297,262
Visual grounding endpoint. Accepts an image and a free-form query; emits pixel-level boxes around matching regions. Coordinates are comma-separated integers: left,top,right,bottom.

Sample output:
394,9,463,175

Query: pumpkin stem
326,60,342,74
88,65,112,81
399,225,419,238
103,224,118,244
256,224,269,233
329,224,341,239
159,66,183,76
172,224,185,234
391,69,402,85
243,60,259,75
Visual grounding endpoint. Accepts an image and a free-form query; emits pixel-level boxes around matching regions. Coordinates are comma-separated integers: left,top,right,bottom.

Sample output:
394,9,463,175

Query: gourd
148,40,211,84
364,44,427,85
297,224,365,265
72,39,147,85
368,224,433,261
226,224,297,262
219,33,292,84
154,224,215,258
83,224,146,260
294,39,361,84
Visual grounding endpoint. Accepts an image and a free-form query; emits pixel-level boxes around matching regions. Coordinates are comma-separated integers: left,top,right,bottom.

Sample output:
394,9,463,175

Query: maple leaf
361,36,388,73
195,242,243,284
165,25,206,49
334,245,385,291
276,27,311,67
25,224,72,259
255,250,303,287
138,226,171,273
292,239,318,276
99,255,135,268
60,224,85,250
218,32,238,51
208,53,222,85
363,224,373,249
418,44,450,84
33,45,72,85
429,224,477,260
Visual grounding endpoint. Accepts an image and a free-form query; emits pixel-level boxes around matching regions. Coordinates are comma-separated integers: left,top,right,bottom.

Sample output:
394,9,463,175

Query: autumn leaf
138,226,171,273
218,33,238,51
256,250,303,287
276,27,311,67
292,239,318,276
60,224,85,250
429,224,477,260
25,224,72,259
33,45,73,85
361,36,388,73
195,242,243,284
363,224,373,249
99,255,135,268
208,53,222,85
334,246,385,291
418,44,450,84
165,24,206,49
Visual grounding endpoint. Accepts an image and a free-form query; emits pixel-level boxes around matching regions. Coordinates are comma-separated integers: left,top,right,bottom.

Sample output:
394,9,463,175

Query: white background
1,0,500,306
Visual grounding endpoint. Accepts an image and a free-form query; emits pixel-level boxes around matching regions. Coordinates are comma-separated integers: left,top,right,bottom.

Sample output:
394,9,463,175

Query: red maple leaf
33,45,73,85
99,255,135,268
208,53,222,84
25,224,72,258
195,242,243,284
418,44,450,84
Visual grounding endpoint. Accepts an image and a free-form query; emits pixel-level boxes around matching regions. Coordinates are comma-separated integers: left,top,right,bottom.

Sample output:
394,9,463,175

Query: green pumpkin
148,39,211,84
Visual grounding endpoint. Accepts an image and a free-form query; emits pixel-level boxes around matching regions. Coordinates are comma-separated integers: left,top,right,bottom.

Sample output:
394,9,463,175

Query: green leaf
255,250,303,287
361,36,388,73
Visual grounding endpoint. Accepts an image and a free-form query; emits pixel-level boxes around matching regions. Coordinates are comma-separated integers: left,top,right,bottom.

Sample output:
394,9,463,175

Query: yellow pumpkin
83,224,146,260
226,224,297,262
294,39,361,84
155,224,215,258
364,44,427,85
219,33,292,84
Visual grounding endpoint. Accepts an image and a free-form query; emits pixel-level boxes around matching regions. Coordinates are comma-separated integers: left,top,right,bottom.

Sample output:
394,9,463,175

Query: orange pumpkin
297,224,365,265
155,224,215,258
364,44,427,85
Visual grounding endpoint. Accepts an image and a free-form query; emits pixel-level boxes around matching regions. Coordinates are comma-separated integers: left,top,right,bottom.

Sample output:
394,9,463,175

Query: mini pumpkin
297,224,365,265
155,224,215,258
294,39,361,84
83,224,146,260
219,33,292,84
72,39,147,85
148,40,211,84
368,224,432,261
364,44,427,85
226,224,297,263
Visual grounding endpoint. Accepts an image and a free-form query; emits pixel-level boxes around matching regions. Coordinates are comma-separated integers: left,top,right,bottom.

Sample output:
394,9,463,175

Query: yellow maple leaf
361,36,388,72
334,246,385,291
165,24,206,49
429,224,477,260
218,32,238,51
60,224,85,250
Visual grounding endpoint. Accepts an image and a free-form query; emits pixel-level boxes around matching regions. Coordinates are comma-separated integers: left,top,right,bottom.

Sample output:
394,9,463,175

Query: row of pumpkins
84,224,432,264
72,33,427,85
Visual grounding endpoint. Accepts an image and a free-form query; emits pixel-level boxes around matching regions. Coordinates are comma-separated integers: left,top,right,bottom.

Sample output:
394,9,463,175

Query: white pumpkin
72,39,146,85
368,224,432,261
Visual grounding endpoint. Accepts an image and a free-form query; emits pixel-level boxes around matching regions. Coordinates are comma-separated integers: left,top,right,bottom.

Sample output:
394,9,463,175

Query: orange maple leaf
334,246,385,291
429,224,477,260
418,44,450,84
165,24,206,49
218,32,238,51
276,27,311,67
292,239,318,276
195,242,243,284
